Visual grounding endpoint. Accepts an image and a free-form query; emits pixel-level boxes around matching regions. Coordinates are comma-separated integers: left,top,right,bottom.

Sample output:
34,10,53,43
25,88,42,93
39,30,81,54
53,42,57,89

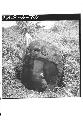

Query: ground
2,20,80,98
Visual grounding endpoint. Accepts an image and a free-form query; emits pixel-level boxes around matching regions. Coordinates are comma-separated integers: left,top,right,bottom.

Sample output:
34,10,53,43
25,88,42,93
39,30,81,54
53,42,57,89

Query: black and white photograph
0,0,83,124
2,14,81,98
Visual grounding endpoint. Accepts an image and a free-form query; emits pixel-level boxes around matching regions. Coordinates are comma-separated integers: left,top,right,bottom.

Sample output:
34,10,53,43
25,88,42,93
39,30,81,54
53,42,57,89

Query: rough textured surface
2,20,80,98
20,52,62,92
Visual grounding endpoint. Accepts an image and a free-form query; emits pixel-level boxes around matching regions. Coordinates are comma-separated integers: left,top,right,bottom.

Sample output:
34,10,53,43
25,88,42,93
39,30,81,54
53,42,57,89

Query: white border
0,0,83,125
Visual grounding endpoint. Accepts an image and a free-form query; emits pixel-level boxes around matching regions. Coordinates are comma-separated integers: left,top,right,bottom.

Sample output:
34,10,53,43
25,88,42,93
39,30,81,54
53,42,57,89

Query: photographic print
2,14,81,98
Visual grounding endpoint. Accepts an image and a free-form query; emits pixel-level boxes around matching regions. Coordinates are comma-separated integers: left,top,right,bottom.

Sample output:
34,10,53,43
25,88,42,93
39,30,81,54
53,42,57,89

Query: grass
2,21,80,98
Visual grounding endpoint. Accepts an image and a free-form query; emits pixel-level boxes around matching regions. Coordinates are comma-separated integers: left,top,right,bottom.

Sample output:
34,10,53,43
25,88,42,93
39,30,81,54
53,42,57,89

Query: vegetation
2,21,80,98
